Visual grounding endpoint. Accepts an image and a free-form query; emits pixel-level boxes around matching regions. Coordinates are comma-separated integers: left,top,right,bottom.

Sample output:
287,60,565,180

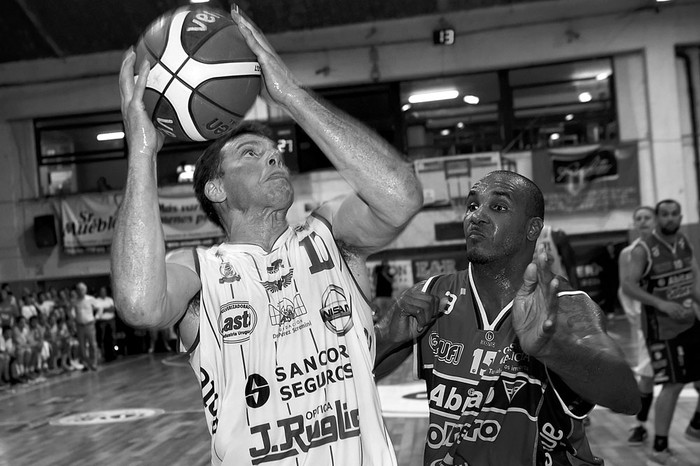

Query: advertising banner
60,191,223,254
532,142,640,214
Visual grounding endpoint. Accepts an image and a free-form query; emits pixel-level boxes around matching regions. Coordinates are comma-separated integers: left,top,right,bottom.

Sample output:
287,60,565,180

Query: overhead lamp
440,129,451,136
596,72,610,81
401,104,412,112
550,133,561,141
408,89,459,104
96,131,125,141
190,0,210,3
463,95,480,105
565,114,574,121
578,92,593,103
456,122,465,129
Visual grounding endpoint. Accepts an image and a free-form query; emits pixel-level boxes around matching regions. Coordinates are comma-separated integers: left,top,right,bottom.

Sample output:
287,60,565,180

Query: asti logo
428,332,464,365
269,294,307,326
219,301,257,344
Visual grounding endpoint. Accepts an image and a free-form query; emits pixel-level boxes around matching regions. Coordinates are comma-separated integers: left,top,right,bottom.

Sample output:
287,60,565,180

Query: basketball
134,5,261,142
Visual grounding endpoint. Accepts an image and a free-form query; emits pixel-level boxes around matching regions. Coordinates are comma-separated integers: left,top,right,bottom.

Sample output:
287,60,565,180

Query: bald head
480,171,545,220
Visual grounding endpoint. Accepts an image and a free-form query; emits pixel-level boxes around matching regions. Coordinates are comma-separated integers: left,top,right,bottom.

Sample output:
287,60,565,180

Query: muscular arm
515,259,640,415
110,51,200,329
232,8,423,256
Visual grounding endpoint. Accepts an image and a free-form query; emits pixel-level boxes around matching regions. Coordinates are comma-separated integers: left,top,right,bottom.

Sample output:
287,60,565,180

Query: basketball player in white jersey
618,206,657,444
113,6,424,466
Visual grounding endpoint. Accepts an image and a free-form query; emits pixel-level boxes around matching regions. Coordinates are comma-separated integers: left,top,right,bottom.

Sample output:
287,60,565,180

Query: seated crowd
0,282,175,389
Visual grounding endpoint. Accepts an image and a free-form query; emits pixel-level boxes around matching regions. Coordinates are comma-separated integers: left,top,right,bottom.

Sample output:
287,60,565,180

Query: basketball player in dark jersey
375,171,640,466
620,199,700,465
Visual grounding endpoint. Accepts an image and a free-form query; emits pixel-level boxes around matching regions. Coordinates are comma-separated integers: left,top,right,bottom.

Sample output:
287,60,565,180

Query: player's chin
465,246,491,264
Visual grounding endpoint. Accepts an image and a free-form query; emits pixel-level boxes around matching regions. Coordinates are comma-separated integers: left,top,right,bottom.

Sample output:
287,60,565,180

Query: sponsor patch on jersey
218,260,241,284
261,269,294,293
269,294,311,340
320,285,353,336
219,301,257,343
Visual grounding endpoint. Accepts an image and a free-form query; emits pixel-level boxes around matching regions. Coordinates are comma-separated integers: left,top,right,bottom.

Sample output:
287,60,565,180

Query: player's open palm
231,5,301,108
514,250,607,360
513,253,560,358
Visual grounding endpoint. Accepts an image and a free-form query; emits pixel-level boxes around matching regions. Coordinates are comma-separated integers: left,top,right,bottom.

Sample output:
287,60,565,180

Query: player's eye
243,149,258,158
493,204,507,211
467,202,479,212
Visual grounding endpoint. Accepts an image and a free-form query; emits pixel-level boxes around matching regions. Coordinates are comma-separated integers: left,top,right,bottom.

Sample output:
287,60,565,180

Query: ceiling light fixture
401,104,412,112
596,72,610,81
408,89,459,104
190,0,210,3
578,92,593,103
550,133,560,141
96,131,125,141
463,95,480,105
565,114,574,121
440,129,451,136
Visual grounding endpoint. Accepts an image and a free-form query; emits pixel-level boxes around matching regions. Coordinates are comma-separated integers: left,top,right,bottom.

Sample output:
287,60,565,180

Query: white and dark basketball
134,5,261,142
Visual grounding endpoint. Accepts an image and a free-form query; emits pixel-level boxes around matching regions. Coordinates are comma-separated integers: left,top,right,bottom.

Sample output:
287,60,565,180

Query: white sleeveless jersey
187,214,397,466
535,225,568,279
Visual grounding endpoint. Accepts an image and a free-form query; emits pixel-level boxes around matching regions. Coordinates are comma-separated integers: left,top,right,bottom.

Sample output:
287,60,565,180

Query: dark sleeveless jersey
416,264,601,466
638,232,696,340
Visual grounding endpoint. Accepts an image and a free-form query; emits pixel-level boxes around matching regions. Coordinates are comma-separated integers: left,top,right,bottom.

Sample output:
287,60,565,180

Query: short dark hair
633,205,655,218
655,199,681,216
193,121,272,229
487,170,545,220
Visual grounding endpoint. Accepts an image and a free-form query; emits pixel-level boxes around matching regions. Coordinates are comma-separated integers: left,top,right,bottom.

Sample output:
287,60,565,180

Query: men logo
320,285,353,336
218,261,241,284
261,270,294,293
219,301,257,343
484,331,495,342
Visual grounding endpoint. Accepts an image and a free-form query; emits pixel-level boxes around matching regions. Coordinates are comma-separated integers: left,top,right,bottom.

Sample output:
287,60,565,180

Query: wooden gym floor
1,316,699,466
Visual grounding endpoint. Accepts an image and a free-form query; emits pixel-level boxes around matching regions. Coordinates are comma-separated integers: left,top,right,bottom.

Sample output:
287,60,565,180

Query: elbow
114,293,161,329
604,371,642,415
390,179,424,227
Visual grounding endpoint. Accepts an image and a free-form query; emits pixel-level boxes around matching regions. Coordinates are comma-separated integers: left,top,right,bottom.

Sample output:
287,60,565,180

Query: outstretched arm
231,7,423,255
513,252,640,414
111,50,200,329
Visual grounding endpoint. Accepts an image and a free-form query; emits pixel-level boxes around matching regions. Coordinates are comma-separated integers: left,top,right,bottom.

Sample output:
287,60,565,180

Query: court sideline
0,317,699,465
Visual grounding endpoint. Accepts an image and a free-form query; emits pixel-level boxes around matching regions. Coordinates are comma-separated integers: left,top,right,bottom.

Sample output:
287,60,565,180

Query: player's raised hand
375,282,443,346
119,49,164,157
230,4,301,108
512,246,560,357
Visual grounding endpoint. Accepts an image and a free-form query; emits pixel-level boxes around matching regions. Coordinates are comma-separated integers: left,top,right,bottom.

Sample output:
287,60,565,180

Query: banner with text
532,142,640,214
60,192,224,254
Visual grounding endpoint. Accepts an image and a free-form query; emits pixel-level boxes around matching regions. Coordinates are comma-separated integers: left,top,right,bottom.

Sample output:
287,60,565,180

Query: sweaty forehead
470,173,522,197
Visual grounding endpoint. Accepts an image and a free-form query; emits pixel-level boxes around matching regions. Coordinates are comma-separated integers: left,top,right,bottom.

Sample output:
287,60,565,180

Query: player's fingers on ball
132,61,150,102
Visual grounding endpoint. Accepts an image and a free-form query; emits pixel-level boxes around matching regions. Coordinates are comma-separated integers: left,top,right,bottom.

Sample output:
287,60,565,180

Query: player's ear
204,178,226,203
526,217,543,241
